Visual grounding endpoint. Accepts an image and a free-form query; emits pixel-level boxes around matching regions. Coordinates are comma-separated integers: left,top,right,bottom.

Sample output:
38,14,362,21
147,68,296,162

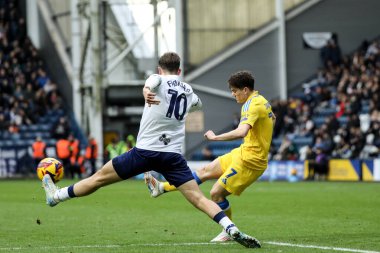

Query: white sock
158,182,164,193
219,217,239,234
54,187,71,202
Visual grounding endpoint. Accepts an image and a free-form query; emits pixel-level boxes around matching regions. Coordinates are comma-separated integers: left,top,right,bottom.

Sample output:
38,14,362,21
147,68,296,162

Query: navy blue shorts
112,147,194,187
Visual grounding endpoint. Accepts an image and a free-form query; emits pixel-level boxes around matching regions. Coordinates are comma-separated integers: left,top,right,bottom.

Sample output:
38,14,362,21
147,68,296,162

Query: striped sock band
192,171,202,185
68,185,76,198
213,211,226,223
217,199,230,211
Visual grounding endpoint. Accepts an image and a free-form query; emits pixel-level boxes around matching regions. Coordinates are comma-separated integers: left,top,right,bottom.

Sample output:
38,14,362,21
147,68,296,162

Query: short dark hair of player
158,52,180,73
228,71,255,91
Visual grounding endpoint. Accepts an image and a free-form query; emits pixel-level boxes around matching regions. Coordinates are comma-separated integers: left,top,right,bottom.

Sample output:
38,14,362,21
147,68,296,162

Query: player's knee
196,166,207,179
197,165,218,181
210,188,224,203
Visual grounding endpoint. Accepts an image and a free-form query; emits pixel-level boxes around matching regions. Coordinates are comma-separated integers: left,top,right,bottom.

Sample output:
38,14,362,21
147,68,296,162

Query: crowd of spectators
270,37,380,162
0,0,65,139
2,0,380,170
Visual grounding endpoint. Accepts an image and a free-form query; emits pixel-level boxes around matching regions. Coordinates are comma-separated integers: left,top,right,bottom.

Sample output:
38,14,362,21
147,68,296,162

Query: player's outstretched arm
204,123,251,141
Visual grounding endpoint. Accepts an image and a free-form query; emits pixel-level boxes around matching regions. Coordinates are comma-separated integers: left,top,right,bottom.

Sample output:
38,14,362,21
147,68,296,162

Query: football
36,158,64,183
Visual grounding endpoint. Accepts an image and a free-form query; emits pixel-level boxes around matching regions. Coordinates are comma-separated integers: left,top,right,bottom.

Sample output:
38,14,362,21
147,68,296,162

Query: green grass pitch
0,179,379,253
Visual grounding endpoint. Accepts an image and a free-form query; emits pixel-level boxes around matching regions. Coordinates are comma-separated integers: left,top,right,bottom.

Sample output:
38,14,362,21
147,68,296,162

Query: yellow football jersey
239,91,274,169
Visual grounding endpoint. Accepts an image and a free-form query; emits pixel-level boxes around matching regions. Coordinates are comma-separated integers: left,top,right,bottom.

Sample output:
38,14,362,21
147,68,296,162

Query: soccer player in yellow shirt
145,70,276,242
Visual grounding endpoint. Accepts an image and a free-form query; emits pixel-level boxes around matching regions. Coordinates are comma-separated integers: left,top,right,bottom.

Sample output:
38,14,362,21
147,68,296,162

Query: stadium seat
1,131,12,140
14,139,29,148
212,148,232,157
46,139,57,147
28,125,39,132
312,116,326,127
361,105,370,114
191,151,205,161
21,132,36,140
208,140,242,150
293,137,313,147
272,138,283,148
19,125,28,132
337,116,348,125
314,107,336,116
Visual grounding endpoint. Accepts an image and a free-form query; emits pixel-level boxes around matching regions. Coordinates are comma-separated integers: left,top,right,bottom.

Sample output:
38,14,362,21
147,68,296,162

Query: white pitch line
265,241,380,253
0,241,379,253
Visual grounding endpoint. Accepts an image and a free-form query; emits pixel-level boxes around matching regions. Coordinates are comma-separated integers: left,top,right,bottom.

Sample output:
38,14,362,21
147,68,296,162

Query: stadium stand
270,37,380,161
191,37,380,161
0,0,83,175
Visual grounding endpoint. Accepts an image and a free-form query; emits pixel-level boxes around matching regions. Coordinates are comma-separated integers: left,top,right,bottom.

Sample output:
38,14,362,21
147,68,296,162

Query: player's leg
210,162,266,242
42,160,123,206
154,152,260,248
177,179,261,248
209,182,233,242
156,153,234,230
43,148,150,207
144,157,224,197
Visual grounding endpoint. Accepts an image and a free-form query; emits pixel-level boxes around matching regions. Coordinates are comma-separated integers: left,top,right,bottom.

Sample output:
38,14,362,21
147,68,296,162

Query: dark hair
228,71,255,90
158,52,180,72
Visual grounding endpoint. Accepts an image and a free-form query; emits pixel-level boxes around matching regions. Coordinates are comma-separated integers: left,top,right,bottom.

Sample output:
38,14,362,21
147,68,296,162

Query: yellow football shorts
217,147,266,196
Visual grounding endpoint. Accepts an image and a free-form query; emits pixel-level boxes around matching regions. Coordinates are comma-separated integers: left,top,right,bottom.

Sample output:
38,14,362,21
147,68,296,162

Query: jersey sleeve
240,103,259,127
189,93,202,112
145,74,161,91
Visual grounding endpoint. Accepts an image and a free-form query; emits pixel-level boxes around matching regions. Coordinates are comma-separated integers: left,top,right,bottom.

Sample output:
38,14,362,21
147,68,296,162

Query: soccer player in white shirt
41,52,260,248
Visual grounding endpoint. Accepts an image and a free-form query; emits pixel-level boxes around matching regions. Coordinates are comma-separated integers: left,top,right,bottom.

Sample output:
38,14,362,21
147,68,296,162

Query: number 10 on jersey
166,89,187,120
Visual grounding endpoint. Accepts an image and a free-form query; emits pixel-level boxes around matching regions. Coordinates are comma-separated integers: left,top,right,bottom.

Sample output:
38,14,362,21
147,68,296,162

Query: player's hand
143,87,160,107
204,130,216,141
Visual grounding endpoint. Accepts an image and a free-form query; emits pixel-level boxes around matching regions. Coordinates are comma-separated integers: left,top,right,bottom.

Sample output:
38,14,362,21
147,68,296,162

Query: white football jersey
136,74,202,153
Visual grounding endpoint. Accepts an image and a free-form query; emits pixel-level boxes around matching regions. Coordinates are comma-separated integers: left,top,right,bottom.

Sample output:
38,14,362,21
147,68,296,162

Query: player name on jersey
167,79,191,93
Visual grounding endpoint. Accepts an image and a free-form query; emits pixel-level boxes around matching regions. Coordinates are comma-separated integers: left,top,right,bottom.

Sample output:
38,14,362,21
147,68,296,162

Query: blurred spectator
56,137,71,175
68,133,79,159
36,68,49,88
348,126,365,158
33,89,47,117
46,90,63,110
273,136,298,161
0,113,8,131
298,145,314,161
320,39,342,68
360,133,379,159
347,95,361,114
69,150,84,180
8,121,19,139
32,136,46,168
326,115,339,136
85,135,98,176
335,94,347,118
332,136,352,159
347,114,360,129
118,134,136,154
52,116,70,139
126,134,136,150
105,137,119,161
365,40,379,59
68,133,80,179
297,115,314,137
307,146,329,181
